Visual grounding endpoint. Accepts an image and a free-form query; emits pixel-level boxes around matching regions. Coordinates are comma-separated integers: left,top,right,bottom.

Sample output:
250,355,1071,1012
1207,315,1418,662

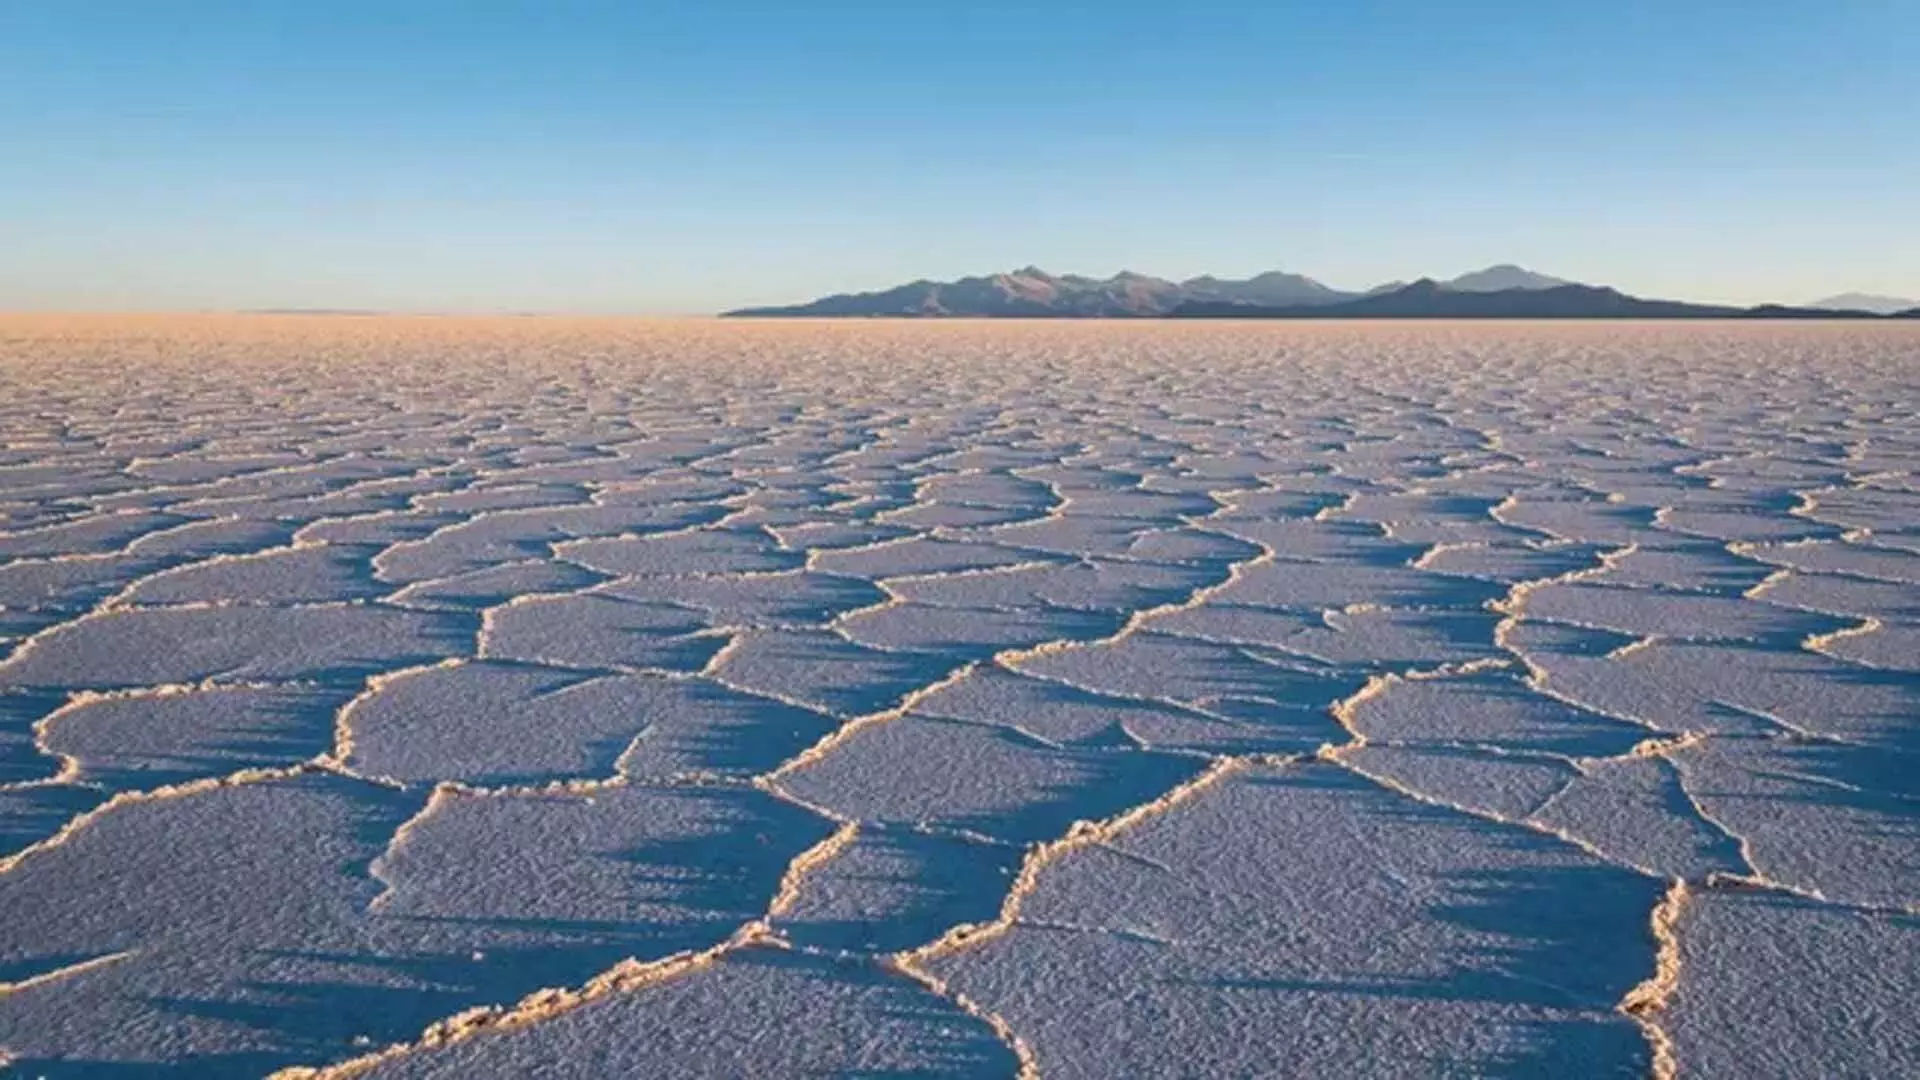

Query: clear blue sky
3,1,1915,313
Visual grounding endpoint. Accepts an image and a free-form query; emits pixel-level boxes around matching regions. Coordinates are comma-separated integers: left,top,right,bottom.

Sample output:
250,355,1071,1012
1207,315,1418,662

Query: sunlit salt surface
1,315,1915,1078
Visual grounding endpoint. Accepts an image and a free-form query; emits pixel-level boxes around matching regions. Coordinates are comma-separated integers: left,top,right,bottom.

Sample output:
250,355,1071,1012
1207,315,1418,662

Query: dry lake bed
0,315,1915,1078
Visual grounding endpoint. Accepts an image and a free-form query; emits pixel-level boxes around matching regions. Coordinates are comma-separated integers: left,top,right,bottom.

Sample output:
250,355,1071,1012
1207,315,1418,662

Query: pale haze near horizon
1,1,1915,314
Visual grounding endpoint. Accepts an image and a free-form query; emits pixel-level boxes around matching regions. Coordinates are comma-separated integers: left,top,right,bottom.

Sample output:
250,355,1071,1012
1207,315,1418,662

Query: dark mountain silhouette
1738,303,1887,320
1172,280,1890,320
728,265,1911,320
1174,280,1724,319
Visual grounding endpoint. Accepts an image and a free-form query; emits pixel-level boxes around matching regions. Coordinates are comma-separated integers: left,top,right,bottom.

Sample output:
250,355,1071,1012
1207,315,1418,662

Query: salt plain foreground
0,315,1915,1079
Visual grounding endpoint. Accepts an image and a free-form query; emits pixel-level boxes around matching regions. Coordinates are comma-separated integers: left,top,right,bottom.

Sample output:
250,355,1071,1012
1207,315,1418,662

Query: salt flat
0,315,1915,1078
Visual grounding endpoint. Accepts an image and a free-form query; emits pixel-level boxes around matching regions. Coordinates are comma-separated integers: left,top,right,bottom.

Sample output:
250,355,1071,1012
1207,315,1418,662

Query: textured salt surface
0,315,1915,1078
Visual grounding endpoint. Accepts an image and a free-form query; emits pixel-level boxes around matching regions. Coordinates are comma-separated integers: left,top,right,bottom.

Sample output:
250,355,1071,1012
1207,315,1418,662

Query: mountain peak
1444,265,1573,292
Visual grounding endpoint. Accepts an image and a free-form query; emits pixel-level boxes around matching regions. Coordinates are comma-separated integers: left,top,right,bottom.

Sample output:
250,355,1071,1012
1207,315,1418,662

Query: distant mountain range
1809,293,1919,316
1172,282,1901,321
729,266,1339,318
727,265,1920,320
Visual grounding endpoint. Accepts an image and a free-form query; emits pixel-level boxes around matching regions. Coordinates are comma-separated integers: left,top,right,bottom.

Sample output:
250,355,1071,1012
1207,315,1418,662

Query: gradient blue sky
3,1,1915,313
